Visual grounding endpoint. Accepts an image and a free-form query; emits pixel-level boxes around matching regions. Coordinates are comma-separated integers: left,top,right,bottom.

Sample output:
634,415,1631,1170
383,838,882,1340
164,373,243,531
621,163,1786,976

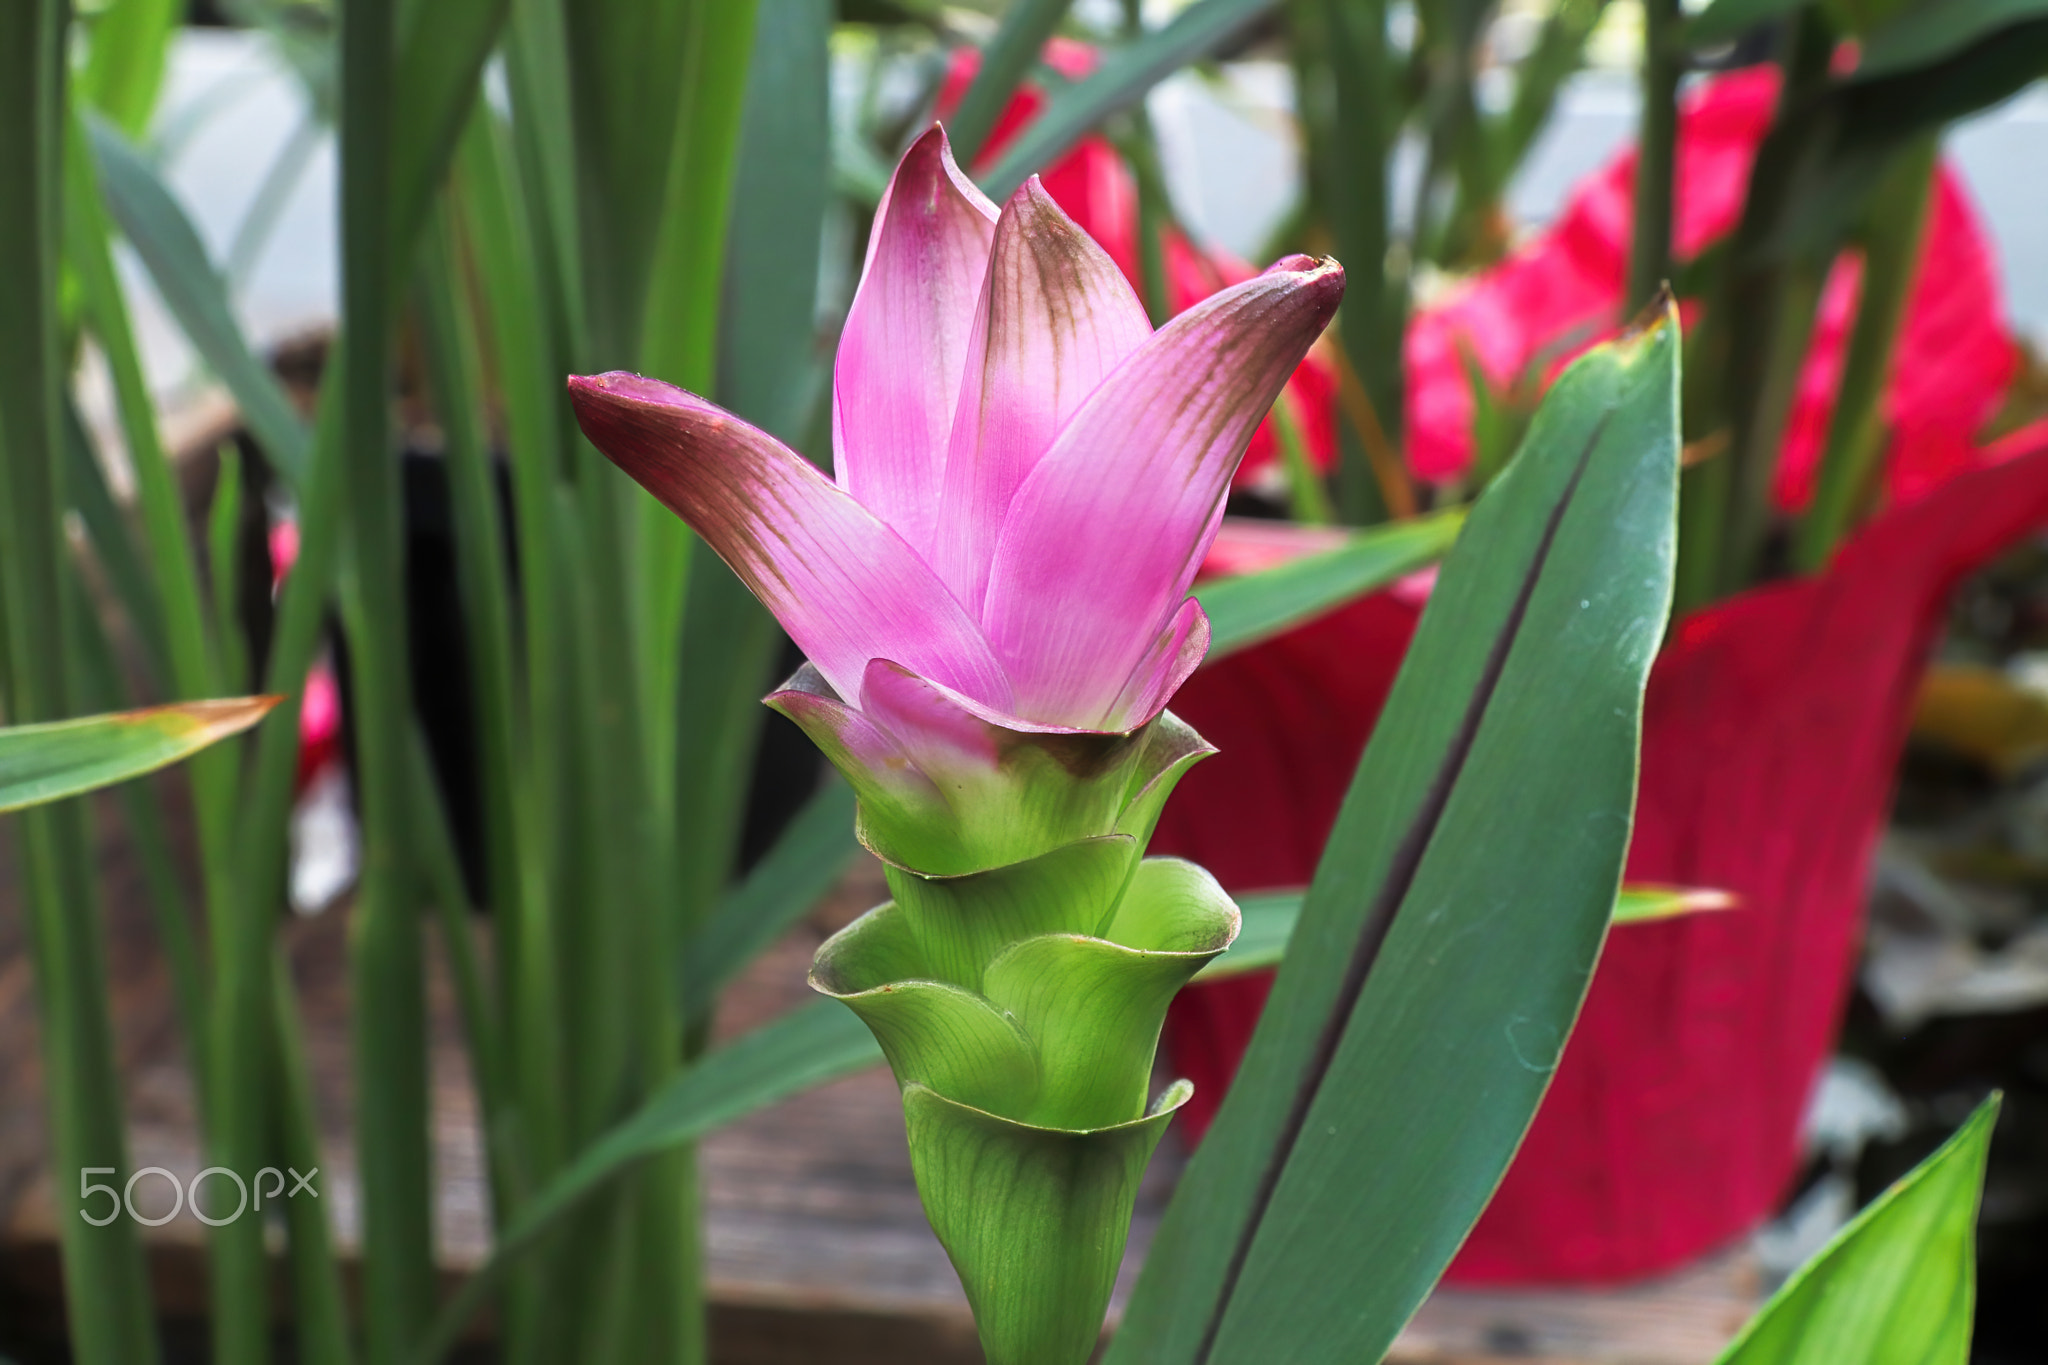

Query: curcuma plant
569,127,1341,1364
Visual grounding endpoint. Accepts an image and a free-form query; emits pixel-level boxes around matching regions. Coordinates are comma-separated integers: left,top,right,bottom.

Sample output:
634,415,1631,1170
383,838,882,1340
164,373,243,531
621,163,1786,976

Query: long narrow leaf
1716,1095,1998,1364
389,0,511,257
1857,0,2048,75
415,999,885,1365
86,116,311,484
79,0,180,136
0,7,163,1357
947,0,1077,165
1196,510,1464,661
683,778,858,1008
1111,305,1680,1365
981,0,1276,199
1197,882,1734,981
0,699,277,813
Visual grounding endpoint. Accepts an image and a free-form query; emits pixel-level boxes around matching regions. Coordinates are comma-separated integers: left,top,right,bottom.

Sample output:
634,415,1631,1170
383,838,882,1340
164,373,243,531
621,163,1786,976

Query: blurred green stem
1791,137,1937,571
949,0,1076,166
1628,0,1681,313
1294,0,1399,524
0,2,160,1359
338,0,437,1356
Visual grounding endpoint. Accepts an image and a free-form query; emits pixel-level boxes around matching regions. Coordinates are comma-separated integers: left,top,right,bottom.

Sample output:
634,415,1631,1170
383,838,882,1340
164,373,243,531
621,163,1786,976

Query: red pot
1157,423,2048,1282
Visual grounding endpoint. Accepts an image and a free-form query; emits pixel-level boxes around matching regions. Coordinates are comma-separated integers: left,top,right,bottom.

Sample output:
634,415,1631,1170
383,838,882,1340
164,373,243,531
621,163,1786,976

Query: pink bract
569,128,1343,739
938,43,1342,489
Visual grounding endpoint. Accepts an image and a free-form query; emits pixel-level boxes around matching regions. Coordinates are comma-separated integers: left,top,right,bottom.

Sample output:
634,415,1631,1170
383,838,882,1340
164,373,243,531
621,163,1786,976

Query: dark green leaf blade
1716,1096,1998,1364
1857,0,2048,78
85,115,311,484
0,698,278,813
980,0,1275,199
1197,510,1464,662
414,998,883,1365
1687,0,1805,46
1111,306,1681,1365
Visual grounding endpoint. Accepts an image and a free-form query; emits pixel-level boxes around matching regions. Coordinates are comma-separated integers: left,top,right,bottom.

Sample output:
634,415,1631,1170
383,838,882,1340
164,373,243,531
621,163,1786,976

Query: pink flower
938,43,1341,489
569,129,1341,871
1407,68,2013,506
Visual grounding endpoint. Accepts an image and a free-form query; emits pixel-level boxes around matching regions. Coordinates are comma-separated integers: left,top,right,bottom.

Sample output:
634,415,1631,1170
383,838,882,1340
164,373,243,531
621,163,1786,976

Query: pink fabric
1157,422,2048,1282
938,44,1339,488
1405,69,2015,506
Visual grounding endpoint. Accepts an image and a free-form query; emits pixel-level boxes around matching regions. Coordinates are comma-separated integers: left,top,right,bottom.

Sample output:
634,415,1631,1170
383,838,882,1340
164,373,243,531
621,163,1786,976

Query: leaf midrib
1189,412,1609,1364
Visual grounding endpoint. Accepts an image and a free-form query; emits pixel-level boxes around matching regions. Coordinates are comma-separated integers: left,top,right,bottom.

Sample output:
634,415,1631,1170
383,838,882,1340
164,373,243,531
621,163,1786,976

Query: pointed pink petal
1102,597,1211,731
568,372,1012,710
833,127,999,560
979,256,1345,727
931,177,1154,613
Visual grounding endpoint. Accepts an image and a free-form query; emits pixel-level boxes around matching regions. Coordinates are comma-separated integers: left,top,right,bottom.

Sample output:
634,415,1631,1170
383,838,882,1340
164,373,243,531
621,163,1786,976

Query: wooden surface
0,813,1759,1362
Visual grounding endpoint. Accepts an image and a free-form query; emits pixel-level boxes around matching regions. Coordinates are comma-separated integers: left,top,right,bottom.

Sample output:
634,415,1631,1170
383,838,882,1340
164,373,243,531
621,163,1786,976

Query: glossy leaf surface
1110,307,1680,1365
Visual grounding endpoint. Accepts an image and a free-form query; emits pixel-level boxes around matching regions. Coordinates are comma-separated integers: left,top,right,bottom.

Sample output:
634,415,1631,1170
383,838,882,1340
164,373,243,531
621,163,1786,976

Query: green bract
809,716,1238,1365
771,666,1215,876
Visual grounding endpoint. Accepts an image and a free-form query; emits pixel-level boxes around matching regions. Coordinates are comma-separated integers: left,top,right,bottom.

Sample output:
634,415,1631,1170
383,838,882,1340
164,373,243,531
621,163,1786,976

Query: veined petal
981,256,1345,727
1101,597,1211,732
568,372,1011,709
932,177,1153,613
834,126,999,559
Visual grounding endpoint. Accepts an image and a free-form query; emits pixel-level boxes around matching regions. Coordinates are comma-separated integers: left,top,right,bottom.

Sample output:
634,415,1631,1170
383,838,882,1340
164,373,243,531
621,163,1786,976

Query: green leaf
1615,882,1737,923
1110,305,1681,1365
1195,509,1466,662
683,776,858,1008
1687,0,1806,46
390,0,511,260
565,0,705,359
1857,0,2048,77
0,699,278,813
78,0,180,136
980,0,1276,199
1770,20,2048,256
414,999,884,1365
947,0,1078,166
1198,882,1734,981
85,115,312,485
1716,1095,1999,1365
718,0,833,446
